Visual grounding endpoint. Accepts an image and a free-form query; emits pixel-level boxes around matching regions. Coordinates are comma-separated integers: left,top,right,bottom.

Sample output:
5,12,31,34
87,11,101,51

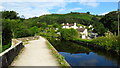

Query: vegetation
100,11,120,35
92,34,120,53
72,34,120,54
46,40,70,67
49,38,91,53
2,19,12,51
0,38,1,51
0,15,1,52
72,38,92,43
48,37,120,65
1,10,120,53
60,28,79,40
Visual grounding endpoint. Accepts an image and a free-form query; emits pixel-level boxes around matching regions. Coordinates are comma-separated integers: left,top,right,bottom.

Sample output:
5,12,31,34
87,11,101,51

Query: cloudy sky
0,0,119,18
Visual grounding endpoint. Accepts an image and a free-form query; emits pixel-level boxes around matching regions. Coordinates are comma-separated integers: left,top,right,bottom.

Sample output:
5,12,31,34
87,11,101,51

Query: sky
0,0,119,18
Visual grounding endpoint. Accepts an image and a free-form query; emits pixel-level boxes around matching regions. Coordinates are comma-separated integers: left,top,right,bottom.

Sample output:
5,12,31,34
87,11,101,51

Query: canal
49,38,120,67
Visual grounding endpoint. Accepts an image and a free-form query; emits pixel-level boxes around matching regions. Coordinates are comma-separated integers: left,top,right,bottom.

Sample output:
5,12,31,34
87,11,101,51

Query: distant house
89,33,98,39
88,25,94,30
62,23,88,39
76,28,88,39
88,25,93,28
87,25,98,39
62,23,78,29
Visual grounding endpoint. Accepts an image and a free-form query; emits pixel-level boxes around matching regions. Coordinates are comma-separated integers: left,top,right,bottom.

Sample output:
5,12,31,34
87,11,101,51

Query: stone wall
17,36,39,42
0,41,24,68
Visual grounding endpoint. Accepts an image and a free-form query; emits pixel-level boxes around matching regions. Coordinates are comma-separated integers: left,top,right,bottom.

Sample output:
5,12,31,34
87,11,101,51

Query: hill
100,11,120,34
26,12,102,26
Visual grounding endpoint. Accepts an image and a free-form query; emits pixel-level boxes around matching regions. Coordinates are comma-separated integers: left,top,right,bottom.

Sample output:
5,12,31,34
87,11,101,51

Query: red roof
63,24,74,26
77,28,85,32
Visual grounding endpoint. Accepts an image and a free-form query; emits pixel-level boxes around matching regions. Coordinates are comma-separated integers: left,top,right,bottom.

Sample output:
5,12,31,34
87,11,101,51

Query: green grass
46,40,70,68
2,43,11,52
0,45,2,53
72,35,120,54
92,35,120,53
72,38,92,43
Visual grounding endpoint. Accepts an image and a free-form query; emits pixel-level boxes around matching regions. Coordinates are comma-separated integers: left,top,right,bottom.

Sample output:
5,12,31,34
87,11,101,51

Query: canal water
49,38,120,67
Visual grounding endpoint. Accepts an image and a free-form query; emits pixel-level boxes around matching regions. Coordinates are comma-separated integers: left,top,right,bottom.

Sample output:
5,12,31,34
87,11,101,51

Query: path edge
44,37,71,68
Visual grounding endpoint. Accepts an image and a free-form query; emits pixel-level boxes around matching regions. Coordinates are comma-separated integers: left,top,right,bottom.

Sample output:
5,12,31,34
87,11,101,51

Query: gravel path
11,37,59,66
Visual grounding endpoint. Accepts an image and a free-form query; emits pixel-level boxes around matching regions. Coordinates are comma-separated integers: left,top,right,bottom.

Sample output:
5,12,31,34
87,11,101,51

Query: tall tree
1,11,19,19
2,19,12,51
100,11,119,35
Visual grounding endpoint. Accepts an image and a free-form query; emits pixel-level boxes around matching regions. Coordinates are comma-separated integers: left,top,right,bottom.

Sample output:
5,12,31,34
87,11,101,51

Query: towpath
11,37,59,66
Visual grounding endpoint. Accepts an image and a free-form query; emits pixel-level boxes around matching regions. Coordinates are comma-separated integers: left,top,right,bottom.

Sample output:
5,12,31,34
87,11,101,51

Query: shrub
60,28,79,40
92,34,119,52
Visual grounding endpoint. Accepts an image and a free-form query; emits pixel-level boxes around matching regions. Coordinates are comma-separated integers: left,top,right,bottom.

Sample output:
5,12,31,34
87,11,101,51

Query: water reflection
48,38,120,66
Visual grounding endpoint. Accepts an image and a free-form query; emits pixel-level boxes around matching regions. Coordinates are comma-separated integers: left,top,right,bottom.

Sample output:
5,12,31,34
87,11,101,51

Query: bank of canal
48,38,120,67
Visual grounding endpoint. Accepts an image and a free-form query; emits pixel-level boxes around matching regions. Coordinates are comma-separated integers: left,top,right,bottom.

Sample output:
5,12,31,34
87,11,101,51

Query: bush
92,34,119,52
72,38,92,43
29,26,39,36
60,28,79,40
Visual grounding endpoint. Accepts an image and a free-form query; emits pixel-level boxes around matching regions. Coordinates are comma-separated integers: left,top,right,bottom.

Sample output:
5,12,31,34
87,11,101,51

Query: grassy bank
71,35,120,54
46,40,70,68
92,35,120,53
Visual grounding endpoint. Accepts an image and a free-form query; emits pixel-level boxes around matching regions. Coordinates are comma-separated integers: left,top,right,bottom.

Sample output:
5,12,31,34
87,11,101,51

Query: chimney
67,23,69,25
74,22,76,26
80,26,82,28
62,23,64,25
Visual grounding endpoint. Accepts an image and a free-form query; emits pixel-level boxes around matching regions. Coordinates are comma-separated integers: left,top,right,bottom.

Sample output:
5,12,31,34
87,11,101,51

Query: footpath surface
11,37,59,66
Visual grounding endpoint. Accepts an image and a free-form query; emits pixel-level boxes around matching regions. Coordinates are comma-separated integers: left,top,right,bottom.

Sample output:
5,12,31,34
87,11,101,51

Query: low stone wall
17,36,39,42
0,41,24,68
12,39,20,46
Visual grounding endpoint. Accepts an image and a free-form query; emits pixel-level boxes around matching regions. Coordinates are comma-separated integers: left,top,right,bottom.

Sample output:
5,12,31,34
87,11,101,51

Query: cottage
62,23,88,39
62,23,78,29
76,28,88,39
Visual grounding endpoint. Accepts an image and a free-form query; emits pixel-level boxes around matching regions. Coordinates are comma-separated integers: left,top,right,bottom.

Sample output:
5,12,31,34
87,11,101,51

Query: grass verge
71,35,120,54
46,40,71,68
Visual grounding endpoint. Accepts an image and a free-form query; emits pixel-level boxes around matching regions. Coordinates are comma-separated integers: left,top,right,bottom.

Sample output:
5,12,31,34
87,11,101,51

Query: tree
2,19,12,51
87,12,90,14
29,26,39,36
1,11,19,19
9,19,20,38
91,17,107,35
52,23,59,28
100,11,119,35
15,23,31,38
41,22,47,29
93,22,107,35
60,28,79,40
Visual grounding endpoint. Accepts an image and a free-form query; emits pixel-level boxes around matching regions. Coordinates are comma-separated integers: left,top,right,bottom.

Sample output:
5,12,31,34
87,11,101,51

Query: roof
63,24,74,26
76,28,85,32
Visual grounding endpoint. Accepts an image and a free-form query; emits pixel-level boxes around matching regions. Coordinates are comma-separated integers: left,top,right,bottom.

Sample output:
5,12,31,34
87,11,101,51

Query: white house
62,23,78,29
62,23,88,39
89,25,92,28
88,25,94,30
76,28,88,39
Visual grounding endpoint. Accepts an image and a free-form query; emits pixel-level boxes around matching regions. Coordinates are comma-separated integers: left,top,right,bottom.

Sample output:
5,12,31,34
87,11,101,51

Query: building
62,23,78,29
62,23,88,39
76,28,88,39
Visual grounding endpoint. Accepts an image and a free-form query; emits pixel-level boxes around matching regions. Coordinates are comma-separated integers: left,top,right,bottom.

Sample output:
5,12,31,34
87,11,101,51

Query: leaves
60,28,79,40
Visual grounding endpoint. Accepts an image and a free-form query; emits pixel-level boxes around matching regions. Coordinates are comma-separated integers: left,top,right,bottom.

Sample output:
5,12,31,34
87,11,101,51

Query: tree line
1,10,119,51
